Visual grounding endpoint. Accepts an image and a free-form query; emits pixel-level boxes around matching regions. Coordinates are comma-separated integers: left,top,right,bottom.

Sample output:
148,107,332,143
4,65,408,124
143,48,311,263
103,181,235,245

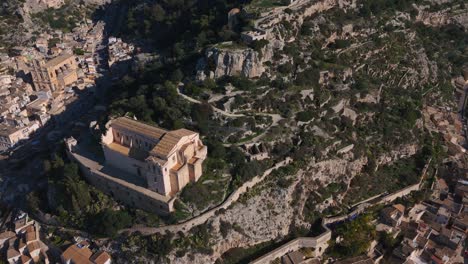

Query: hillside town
0,18,135,154
0,208,112,263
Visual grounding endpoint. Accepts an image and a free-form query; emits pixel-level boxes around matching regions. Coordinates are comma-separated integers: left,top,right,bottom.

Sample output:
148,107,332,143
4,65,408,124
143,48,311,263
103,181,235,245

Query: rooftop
152,129,197,158
152,133,180,157
90,251,111,264
20,254,31,263
7,248,20,259
393,204,406,214
0,231,15,240
0,123,21,137
111,117,166,140
26,241,41,252
62,244,93,264
107,142,148,161
44,53,75,68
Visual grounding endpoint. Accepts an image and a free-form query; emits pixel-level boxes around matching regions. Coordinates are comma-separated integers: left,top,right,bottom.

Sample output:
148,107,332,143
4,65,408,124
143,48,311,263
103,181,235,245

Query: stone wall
378,183,421,204
250,223,332,264
250,180,423,264
102,144,146,179
120,157,293,235
66,143,175,216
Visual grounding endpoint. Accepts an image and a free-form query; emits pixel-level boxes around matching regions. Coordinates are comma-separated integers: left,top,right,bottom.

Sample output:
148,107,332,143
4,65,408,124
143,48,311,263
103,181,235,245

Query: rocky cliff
197,0,357,79
198,44,274,79
166,143,419,263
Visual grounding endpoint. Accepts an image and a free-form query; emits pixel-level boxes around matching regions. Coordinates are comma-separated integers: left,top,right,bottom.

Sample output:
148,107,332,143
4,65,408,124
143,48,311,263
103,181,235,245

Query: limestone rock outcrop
212,48,265,78
197,44,274,79
196,0,357,80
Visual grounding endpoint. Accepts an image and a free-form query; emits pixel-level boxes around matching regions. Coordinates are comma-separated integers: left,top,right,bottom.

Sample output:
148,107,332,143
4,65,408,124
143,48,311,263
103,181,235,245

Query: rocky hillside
103,0,467,263
0,0,108,51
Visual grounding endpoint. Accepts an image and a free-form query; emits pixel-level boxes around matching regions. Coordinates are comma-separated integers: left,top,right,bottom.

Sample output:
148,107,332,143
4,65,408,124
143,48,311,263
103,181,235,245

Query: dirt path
177,88,284,145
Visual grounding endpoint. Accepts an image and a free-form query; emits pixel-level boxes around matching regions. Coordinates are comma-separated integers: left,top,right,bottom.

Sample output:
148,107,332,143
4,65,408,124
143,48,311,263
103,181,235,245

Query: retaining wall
119,157,293,235
323,203,370,225
323,183,422,226
250,224,331,264
67,149,175,216
378,183,421,204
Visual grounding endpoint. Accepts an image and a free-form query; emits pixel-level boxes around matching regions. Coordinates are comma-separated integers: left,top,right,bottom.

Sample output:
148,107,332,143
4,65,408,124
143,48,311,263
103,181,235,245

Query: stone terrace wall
323,182,423,226
120,157,293,235
66,148,175,216
250,224,332,264
378,183,421,204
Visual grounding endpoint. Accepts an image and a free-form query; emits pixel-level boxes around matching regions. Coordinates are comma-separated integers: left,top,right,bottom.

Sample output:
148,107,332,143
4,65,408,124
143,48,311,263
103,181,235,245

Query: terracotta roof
26,241,41,253
90,251,111,264
25,231,36,243
170,162,183,172
393,204,405,214
188,157,198,164
7,248,21,259
24,225,34,233
152,133,180,157
18,239,26,250
61,244,93,264
152,128,198,157
170,128,196,138
111,117,166,139
20,254,31,264
44,53,74,68
0,231,15,240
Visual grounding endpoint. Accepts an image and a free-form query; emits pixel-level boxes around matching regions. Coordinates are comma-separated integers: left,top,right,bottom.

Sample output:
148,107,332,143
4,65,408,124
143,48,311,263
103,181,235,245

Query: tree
206,140,226,159
151,4,166,22
232,160,263,182
88,209,132,237
170,69,184,83
191,103,213,133
331,214,377,257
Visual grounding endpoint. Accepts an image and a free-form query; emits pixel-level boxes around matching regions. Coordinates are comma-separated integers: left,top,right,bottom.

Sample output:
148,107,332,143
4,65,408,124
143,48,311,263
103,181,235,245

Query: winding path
177,88,244,118
121,157,293,235
177,88,284,145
